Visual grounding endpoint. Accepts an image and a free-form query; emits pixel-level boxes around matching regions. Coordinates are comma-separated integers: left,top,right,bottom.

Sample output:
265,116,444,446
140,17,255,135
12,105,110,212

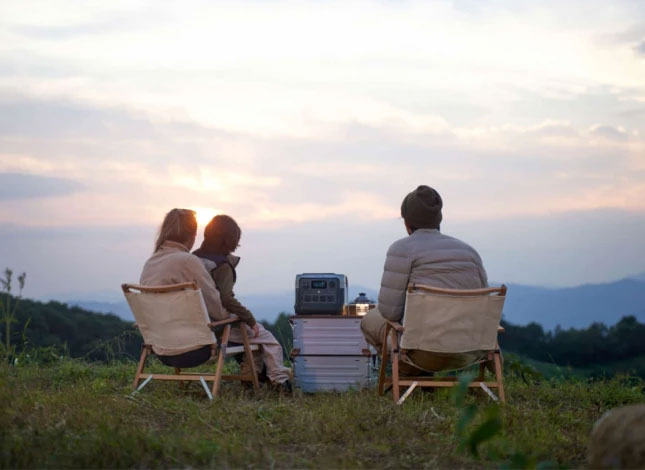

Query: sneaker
258,365,269,384
272,380,293,395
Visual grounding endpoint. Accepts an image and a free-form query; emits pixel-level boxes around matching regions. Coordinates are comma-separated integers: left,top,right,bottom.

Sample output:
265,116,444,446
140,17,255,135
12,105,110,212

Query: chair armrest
208,315,240,328
408,283,507,296
386,320,404,332
121,282,198,293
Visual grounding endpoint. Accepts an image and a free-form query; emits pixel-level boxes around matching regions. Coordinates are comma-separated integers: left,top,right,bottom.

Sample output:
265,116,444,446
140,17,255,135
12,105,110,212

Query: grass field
508,352,645,381
1,358,644,469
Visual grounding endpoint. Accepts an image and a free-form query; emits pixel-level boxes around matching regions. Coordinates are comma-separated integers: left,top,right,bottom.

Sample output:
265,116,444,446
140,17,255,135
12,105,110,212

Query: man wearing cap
360,185,489,372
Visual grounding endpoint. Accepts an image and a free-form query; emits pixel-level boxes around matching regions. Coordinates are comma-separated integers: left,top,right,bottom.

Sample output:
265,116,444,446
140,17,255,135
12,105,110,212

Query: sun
193,207,221,227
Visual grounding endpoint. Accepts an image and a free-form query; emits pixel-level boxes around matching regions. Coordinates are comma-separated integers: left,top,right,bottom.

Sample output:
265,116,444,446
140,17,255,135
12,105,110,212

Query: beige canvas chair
378,283,507,404
122,282,259,399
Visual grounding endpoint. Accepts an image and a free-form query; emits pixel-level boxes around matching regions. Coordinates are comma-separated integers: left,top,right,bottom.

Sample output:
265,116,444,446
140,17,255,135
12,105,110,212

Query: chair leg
494,349,505,403
478,361,486,381
240,325,260,392
397,381,419,405
390,328,400,403
175,367,186,390
132,345,149,390
377,325,390,396
212,324,230,398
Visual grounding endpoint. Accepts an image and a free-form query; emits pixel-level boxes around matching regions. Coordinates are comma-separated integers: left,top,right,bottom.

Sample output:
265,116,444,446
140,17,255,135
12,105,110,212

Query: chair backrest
400,284,506,353
122,282,216,353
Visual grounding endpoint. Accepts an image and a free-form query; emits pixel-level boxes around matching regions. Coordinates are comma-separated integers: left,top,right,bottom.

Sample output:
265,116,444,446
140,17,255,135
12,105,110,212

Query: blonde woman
139,208,226,368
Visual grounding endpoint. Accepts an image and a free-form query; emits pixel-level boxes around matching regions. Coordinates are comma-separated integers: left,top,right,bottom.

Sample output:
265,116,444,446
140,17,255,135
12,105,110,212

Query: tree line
2,292,645,377
499,315,645,370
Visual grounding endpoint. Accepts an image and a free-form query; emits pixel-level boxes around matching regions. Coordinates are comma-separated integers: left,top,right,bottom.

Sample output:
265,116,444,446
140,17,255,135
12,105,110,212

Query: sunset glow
194,207,222,228
1,0,644,298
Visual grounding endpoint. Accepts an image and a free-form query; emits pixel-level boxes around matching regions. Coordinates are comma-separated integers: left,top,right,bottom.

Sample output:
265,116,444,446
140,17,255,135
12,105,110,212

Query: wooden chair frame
123,283,260,399
377,284,506,404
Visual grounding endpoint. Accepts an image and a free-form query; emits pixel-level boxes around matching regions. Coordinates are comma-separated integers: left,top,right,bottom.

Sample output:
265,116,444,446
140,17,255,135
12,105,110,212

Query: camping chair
378,283,507,405
122,282,259,399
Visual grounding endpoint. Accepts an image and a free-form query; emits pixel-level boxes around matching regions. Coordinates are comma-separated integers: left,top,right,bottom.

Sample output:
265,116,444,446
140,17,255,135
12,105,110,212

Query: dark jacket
193,250,257,328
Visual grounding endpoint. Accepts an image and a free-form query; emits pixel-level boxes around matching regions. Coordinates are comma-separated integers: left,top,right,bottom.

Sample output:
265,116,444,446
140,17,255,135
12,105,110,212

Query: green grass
1,359,644,469
506,352,645,382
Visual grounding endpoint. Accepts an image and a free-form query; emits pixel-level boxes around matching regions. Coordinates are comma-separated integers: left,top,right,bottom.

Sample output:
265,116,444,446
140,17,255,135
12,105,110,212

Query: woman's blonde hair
154,208,197,252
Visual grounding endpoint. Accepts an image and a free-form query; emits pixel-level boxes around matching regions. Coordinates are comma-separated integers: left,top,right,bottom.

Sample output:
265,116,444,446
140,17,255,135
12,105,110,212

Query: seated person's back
139,208,225,323
378,224,487,322
362,185,489,372
137,208,226,365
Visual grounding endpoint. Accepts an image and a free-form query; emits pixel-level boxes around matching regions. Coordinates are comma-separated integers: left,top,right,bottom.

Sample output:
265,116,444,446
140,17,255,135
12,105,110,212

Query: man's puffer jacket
377,228,488,322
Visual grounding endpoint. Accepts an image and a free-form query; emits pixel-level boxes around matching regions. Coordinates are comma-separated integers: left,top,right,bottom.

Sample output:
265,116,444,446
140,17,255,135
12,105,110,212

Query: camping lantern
352,292,375,316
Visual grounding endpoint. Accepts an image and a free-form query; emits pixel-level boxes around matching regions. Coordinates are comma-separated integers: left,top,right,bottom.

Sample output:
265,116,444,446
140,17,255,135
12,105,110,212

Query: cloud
0,92,644,229
0,52,76,79
597,23,645,45
1,0,645,301
589,124,629,141
635,40,645,57
619,107,645,117
1,1,644,140
507,85,645,132
596,22,645,58
530,121,578,138
0,97,158,139
1,1,153,40
9,17,136,40
0,172,84,199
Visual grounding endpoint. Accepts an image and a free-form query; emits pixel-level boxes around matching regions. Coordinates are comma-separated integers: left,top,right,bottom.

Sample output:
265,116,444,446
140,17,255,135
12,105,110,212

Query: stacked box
291,316,371,392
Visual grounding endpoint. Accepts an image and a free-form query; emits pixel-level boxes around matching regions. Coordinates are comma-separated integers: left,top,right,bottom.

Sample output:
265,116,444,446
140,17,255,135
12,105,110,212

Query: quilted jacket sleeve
377,240,412,322
474,250,489,288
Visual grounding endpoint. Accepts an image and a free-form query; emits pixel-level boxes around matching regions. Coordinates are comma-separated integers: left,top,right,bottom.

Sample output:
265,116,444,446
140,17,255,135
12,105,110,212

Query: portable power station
294,273,348,315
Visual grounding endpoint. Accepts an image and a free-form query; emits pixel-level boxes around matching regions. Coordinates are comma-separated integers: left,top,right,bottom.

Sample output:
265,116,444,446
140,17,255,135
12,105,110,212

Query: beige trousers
360,307,488,374
228,323,292,384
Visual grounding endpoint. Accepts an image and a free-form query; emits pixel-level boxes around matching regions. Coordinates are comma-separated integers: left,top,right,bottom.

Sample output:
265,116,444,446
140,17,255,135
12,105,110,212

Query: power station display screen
311,280,327,289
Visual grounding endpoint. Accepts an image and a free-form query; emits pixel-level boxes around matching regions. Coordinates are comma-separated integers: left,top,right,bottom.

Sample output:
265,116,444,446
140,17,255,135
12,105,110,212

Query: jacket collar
411,228,440,236
160,240,190,252
192,248,241,268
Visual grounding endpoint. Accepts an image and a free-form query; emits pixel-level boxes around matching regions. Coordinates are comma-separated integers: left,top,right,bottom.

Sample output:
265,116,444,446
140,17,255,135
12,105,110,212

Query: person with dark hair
138,208,227,368
194,214,292,391
361,185,489,372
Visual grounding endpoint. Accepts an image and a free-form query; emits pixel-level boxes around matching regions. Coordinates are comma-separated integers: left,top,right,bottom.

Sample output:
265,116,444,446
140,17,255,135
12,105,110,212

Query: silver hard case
292,316,369,356
291,316,372,392
293,355,371,392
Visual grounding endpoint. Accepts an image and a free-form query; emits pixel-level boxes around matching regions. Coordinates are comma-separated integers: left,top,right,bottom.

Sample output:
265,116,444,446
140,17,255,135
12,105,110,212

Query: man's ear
404,221,412,235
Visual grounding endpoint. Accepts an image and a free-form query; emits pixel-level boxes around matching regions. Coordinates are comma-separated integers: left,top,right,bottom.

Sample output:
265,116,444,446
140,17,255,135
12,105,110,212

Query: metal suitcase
291,316,369,356
293,355,370,392
291,315,374,392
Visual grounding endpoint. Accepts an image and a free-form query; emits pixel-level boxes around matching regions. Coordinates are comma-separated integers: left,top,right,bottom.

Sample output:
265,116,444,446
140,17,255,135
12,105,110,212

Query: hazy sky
1,1,644,301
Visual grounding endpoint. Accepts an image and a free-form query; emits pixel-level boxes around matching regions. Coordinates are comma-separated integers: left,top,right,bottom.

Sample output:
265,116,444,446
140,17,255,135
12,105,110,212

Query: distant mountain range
69,275,645,331
503,278,645,330
68,286,380,324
